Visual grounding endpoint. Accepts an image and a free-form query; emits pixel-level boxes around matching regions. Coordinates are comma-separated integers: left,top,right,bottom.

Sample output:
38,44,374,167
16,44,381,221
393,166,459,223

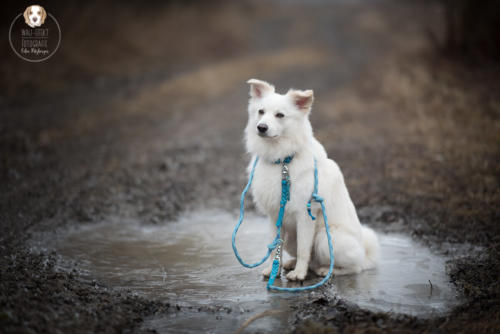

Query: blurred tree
441,0,500,62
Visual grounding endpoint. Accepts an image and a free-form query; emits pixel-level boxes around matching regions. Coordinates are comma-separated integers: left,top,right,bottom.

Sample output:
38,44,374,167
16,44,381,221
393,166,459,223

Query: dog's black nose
257,124,268,133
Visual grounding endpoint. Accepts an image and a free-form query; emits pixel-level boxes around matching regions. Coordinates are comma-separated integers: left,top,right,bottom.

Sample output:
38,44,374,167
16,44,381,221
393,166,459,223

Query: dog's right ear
23,6,31,25
247,79,274,99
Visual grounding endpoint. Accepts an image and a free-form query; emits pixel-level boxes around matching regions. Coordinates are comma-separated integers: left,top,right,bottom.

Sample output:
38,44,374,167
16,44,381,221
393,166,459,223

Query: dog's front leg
262,248,280,277
286,212,314,281
262,217,280,278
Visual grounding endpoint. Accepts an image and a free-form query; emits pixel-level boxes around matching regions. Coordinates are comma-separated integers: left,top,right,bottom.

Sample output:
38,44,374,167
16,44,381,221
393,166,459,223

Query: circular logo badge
9,5,61,62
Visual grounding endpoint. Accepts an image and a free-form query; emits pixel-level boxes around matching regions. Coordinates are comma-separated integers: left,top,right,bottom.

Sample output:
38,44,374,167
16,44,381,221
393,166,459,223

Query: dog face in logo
24,5,47,28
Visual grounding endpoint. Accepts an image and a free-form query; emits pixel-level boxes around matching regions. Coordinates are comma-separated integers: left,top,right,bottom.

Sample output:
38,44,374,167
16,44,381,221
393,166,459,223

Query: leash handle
232,156,290,268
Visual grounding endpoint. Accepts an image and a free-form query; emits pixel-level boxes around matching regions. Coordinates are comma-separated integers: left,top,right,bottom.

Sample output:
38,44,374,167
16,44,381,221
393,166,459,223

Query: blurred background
0,0,499,332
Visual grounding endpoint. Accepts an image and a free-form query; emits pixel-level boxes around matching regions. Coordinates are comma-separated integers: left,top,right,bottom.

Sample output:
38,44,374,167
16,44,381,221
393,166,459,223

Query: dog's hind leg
308,258,329,277
314,230,364,276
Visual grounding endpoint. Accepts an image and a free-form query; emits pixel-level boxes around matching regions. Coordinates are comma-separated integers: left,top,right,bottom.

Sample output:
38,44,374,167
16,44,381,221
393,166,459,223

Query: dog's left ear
41,6,47,23
288,89,314,112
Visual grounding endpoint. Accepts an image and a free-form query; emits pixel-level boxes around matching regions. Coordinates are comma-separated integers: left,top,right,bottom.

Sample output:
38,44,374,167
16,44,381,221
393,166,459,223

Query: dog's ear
288,89,314,112
247,79,274,99
40,6,47,23
23,6,31,24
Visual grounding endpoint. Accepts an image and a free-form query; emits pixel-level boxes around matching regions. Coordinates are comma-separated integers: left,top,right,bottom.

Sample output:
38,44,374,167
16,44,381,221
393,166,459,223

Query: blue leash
231,156,335,292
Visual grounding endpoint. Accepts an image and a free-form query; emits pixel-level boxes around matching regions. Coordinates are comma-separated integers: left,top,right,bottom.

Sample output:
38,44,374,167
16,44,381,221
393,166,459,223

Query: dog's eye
275,112,284,118
258,109,264,115
29,11,32,15
38,11,41,15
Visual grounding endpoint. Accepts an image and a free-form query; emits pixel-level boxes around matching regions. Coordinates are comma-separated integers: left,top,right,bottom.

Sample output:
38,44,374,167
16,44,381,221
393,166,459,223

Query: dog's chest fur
250,155,314,219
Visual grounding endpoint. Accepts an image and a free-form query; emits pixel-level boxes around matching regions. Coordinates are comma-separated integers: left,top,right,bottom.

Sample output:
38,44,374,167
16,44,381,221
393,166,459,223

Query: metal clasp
281,164,289,180
274,240,283,260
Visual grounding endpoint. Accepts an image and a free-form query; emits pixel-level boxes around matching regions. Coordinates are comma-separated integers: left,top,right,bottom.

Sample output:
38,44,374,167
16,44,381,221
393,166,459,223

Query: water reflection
35,210,462,332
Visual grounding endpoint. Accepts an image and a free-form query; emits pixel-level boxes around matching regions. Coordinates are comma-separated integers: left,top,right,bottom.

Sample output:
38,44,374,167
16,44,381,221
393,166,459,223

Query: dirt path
1,1,499,333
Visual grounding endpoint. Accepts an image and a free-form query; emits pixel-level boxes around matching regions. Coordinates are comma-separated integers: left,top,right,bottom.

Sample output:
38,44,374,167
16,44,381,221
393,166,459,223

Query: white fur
244,79,380,281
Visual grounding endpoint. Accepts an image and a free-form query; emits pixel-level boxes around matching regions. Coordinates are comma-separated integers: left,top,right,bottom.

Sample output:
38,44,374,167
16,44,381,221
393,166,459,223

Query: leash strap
232,157,335,292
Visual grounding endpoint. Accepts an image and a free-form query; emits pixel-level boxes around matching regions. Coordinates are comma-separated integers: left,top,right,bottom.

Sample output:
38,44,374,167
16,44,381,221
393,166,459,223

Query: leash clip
274,239,283,260
281,164,289,180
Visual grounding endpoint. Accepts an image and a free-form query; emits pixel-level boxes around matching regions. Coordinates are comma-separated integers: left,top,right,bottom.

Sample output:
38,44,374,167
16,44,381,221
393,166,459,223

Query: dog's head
24,5,47,28
245,79,314,159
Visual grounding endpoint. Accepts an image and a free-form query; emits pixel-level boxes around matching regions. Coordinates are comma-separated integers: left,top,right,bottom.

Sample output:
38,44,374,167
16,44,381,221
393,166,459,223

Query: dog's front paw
262,265,272,278
286,268,307,281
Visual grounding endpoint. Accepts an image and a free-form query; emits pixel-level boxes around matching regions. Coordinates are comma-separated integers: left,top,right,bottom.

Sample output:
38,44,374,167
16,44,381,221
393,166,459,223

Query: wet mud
29,209,472,333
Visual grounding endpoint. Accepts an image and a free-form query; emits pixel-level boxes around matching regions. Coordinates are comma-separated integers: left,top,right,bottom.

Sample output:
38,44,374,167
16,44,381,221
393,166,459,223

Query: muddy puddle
31,210,463,333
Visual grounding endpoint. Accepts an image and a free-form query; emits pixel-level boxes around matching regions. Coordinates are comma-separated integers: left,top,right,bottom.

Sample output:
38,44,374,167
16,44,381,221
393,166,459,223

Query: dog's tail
361,225,380,270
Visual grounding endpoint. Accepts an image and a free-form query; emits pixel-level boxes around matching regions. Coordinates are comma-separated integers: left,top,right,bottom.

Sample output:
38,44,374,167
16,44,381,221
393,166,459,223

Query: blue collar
273,155,294,164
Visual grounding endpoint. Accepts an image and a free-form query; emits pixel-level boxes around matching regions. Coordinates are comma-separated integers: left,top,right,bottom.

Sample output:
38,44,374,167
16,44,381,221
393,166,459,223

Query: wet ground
1,0,500,333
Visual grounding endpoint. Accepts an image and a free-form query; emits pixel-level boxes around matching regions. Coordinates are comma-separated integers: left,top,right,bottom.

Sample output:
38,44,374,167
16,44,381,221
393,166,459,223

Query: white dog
24,5,47,28
245,79,380,281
